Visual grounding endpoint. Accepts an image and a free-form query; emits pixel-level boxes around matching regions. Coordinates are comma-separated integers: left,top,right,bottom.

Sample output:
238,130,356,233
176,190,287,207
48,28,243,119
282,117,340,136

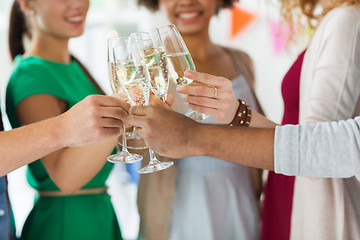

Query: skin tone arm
14,95,130,193
127,105,276,170
126,70,278,169
1,95,128,177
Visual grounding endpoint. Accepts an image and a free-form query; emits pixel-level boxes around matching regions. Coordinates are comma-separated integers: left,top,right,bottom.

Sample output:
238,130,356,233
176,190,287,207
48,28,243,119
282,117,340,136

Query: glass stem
148,149,161,164
146,97,166,164
122,123,130,153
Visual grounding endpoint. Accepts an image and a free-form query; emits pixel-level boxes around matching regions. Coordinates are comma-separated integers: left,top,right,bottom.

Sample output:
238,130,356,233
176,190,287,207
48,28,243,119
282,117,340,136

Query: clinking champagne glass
129,31,174,174
106,34,143,163
158,24,209,121
108,32,147,150
135,28,170,101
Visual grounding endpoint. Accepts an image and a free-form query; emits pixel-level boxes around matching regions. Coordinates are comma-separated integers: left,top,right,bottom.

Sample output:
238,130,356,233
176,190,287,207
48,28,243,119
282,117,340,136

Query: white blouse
293,4,360,240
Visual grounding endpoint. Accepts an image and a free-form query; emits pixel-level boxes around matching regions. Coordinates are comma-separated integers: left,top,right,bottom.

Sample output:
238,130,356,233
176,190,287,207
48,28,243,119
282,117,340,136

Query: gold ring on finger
213,87,218,98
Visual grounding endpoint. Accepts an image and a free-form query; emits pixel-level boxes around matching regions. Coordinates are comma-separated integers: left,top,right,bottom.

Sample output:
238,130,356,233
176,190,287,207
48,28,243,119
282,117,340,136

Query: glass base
185,109,209,121
107,152,143,164
138,161,174,174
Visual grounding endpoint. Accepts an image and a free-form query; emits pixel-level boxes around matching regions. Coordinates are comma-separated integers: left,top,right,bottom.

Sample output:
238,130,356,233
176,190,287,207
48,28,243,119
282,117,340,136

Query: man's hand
59,95,130,147
126,105,201,158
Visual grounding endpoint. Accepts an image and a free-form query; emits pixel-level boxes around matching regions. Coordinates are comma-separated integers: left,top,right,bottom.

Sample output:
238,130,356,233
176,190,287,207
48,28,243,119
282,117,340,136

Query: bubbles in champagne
166,53,195,86
115,63,150,106
144,48,169,100
107,62,121,93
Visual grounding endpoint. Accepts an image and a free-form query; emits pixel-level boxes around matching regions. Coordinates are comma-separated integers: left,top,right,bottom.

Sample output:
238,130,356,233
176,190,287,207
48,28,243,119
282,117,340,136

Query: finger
98,117,124,128
187,103,224,118
183,95,222,109
98,106,129,121
184,70,228,86
98,127,122,138
126,115,146,129
92,95,131,112
177,85,215,98
129,105,150,116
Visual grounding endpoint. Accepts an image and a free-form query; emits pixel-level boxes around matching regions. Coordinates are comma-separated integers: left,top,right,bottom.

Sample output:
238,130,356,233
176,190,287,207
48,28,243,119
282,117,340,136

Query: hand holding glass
106,36,143,164
158,24,209,121
130,30,174,174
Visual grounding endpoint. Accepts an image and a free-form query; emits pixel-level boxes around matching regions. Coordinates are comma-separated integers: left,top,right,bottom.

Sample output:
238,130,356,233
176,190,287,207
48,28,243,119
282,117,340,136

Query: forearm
275,118,360,179
194,124,275,170
43,137,116,193
0,116,65,177
249,110,278,128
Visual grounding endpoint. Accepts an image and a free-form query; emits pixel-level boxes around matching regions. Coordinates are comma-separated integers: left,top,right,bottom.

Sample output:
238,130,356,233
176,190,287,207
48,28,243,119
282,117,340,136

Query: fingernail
182,95,187,101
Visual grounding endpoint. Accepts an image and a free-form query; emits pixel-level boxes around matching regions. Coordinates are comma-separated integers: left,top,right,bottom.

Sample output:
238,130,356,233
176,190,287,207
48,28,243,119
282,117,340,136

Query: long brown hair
8,1,105,95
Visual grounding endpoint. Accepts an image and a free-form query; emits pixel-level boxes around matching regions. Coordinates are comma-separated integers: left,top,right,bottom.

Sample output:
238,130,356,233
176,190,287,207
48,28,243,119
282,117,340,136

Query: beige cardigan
291,5,360,240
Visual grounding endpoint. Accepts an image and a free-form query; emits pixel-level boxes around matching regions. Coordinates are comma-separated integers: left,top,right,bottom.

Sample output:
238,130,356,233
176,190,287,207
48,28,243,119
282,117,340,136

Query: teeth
179,12,198,19
66,16,83,23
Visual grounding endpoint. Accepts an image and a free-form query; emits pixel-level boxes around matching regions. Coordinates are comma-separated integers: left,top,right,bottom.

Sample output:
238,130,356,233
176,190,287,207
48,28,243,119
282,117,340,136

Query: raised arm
2,95,129,184
0,95,127,177
127,105,275,169
127,105,360,179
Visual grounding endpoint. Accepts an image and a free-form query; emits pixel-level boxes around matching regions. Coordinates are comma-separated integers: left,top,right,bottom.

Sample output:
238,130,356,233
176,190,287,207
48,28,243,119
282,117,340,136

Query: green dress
6,56,122,240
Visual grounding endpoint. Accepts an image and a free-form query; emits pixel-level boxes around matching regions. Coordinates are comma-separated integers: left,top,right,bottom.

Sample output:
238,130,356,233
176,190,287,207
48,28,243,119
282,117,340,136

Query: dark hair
8,1,28,61
8,2,105,95
138,0,238,12
71,56,105,95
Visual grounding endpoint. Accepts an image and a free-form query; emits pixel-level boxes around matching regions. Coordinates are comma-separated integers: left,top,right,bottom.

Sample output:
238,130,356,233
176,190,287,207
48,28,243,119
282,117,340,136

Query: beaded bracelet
229,99,252,127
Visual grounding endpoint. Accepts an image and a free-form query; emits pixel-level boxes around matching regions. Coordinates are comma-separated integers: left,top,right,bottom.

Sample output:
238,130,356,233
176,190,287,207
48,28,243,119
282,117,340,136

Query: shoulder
323,5,360,29
222,46,254,65
10,56,53,83
7,56,64,106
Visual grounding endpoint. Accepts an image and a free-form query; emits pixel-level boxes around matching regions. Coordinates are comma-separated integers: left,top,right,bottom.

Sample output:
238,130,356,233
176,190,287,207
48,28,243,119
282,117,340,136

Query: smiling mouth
178,12,201,20
65,16,84,23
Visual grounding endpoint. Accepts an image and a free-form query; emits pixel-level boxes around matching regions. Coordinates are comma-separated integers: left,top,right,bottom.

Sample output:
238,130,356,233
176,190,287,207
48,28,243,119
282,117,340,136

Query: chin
177,25,203,35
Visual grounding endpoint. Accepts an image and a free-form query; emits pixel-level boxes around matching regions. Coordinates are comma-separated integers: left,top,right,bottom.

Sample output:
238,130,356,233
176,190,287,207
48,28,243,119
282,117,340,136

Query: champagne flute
109,32,147,150
134,29,170,101
106,35,143,164
158,24,209,121
129,30,174,174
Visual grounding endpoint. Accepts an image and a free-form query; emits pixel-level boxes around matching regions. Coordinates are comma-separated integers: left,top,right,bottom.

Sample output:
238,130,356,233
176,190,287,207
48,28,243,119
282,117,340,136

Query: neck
182,30,219,60
26,33,71,63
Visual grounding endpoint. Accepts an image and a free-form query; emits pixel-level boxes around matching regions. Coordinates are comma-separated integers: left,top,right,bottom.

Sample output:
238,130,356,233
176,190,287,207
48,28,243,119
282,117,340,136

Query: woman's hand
176,70,239,124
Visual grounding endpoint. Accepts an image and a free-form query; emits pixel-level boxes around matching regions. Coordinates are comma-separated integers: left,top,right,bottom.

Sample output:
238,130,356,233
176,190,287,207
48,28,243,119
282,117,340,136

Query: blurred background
0,0,306,239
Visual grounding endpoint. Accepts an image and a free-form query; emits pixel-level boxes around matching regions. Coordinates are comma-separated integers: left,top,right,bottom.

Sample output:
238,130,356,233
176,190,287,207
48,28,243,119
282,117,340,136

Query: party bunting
269,20,291,55
230,6,257,39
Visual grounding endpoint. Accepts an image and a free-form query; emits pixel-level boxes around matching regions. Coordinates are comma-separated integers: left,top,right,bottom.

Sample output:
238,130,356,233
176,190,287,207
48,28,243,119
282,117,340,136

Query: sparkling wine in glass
129,30,174,174
158,24,209,121
106,34,143,164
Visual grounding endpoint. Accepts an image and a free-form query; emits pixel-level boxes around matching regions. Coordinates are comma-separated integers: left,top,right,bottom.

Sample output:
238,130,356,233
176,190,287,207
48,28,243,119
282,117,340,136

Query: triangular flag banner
230,6,257,39
269,20,291,55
